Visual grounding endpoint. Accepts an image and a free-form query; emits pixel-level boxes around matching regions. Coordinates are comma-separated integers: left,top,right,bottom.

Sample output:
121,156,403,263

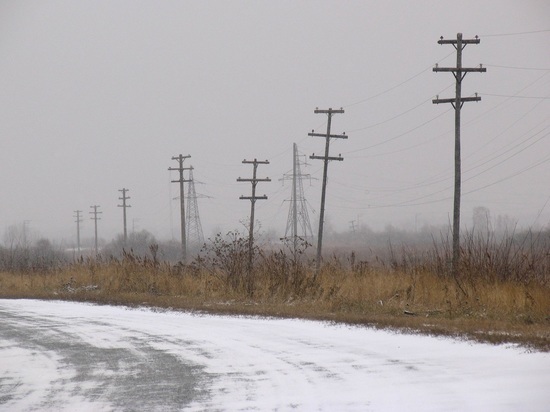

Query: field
1,231,549,351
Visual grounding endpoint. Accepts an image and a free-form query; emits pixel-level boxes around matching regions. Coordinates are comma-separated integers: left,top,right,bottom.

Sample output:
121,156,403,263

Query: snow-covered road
0,299,548,411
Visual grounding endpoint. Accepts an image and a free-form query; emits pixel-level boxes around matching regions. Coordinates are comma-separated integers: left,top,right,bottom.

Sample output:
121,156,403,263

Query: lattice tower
186,166,205,248
284,143,314,242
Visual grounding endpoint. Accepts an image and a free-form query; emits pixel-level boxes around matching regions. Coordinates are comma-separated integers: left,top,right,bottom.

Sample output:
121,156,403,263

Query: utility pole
118,188,131,243
237,159,271,273
309,108,347,276
169,154,191,262
433,33,486,276
281,143,315,258
89,205,102,255
73,210,83,253
349,220,356,235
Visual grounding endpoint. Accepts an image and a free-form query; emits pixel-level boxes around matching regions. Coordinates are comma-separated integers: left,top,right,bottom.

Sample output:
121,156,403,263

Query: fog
1,1,549,249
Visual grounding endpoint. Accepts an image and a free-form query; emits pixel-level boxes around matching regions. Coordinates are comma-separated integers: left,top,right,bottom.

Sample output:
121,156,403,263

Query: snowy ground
0,299,549,411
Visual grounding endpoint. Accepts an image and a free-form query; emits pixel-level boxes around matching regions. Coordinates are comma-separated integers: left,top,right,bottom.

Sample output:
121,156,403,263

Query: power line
343,50,456,108
343,71,544,159
532,193,550,227
485,64,550,71
334,154,550,211
348,96,435,133
458,71,549,129
481,29,550,37
463,154,550,196
345,108,452,155
482,93,550,99
345,142,550,211
467,107,549,165
360,126,549,210
344,68,429,108
346,82,454,133
340,118,549,210
463,127,550,178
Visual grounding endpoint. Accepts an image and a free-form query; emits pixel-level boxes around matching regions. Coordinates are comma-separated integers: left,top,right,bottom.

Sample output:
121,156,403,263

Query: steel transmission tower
185,166,205,249
433,33,486,276
282,143,314,257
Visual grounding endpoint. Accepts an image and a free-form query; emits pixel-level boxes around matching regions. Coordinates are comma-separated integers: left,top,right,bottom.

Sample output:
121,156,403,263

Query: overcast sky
1,0,549,245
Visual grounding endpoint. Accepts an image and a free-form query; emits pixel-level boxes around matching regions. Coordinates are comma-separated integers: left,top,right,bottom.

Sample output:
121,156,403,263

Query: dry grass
1,245,549,351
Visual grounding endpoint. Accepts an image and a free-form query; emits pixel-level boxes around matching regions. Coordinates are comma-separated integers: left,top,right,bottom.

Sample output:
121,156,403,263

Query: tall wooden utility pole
433,33,486,275
237,159,271,273
169,154,191,262
118,188,131,243
309,108,347,276
73,210,83,253
89,205,102,255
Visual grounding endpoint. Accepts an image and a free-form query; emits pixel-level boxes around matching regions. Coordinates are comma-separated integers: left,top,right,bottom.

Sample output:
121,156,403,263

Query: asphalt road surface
0,302,208,411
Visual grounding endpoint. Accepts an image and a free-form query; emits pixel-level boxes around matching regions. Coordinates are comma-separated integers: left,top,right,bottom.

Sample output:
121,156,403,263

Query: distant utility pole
118,188,131,243
309,108,347,276
433,33,486,276
89,205,102,255
237,159,271,272
349,220,356,235
73,210,83,253
169,154,191,262
281,143,315,258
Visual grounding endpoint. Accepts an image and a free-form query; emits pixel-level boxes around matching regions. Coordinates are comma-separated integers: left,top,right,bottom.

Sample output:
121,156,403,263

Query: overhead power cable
373,126,549,203
462,129,549,182
344,68,428,108
347,98,430,132
336,151,550,210
480,29,550,37
343,50,455,108
482,93,550,99
345,108,452,155
460,71,549,128
485,64,550,71
463,154,550,196
532,193,550,226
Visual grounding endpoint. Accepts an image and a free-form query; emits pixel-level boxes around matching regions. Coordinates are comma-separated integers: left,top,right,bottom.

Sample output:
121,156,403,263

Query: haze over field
1,1,549,245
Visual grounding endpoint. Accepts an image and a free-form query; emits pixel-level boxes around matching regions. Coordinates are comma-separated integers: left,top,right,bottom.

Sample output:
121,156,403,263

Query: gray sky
1,0,549,245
